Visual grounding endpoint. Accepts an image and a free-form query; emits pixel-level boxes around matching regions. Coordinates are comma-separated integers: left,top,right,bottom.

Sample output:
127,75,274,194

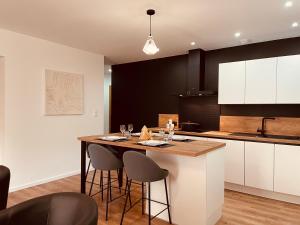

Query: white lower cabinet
274,144,300,196
224,140,245,185
189,136,300,199
245,142,274,191
207,138,245,185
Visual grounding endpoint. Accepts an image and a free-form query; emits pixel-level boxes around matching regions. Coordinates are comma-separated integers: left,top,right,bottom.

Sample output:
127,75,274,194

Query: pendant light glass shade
143,9,159,55
143,35,159,55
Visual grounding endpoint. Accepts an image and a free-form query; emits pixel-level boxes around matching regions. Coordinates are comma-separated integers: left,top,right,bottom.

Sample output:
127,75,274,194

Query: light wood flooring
7,171,300,225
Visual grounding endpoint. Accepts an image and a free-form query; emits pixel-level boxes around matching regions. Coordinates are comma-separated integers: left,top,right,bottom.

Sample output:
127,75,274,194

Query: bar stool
88,144,125,221
120,151,172,225
86,145,121,192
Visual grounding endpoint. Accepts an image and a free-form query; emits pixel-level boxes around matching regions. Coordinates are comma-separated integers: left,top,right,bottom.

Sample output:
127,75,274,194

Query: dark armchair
0,192,98,225
0,165,10,210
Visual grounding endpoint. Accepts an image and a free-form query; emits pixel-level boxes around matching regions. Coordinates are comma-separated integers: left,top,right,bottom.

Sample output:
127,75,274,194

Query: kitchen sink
230,132,300,140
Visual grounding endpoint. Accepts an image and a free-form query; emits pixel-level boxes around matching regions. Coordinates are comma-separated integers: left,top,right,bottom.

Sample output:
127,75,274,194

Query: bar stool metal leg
148,182,151,225
125,176,128,195
100,170,103,201
106,170,111,221
120,179,132,225
142,182,144,215
109,171,112,201
117,169,121,193
164,178,172,224
85,160,91,179
89,170,96,196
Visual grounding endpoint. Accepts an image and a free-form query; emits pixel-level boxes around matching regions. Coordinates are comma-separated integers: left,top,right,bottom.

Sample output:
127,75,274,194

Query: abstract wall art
45,69,84,115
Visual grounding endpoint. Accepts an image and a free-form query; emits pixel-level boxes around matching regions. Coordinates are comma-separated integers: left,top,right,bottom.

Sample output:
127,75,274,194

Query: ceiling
0,0,299,64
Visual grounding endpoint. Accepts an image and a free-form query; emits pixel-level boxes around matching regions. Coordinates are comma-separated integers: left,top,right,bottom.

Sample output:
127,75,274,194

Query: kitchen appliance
180,121,200,132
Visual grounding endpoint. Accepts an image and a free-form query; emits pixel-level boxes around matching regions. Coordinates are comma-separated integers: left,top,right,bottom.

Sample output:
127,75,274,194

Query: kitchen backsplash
220,116,300,136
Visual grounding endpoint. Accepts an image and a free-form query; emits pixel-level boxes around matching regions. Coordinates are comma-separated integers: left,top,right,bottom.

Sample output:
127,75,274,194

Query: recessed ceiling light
234,32,241,38
285,1,293,7
292,22,299,28
108,68,112,73
190,42,196,46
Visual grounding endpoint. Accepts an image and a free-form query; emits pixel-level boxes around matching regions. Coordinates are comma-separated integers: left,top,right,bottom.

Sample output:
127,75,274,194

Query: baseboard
207,205,223,225
9,170,81,192
225,182,300,205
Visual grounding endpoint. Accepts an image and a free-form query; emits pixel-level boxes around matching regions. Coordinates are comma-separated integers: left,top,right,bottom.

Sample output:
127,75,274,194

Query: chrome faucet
257,117,276,137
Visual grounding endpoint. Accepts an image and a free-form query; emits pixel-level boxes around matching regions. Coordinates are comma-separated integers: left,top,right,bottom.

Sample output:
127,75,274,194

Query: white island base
146,147,225,225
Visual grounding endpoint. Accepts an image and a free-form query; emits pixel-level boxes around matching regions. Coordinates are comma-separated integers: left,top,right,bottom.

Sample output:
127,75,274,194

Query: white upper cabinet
277,55,300,104
274,144,300,196
245,58,277,104
218,61,246,104
218,55,300,104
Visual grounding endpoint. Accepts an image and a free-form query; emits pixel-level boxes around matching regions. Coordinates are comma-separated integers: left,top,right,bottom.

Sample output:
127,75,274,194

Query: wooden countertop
78,135,226,157
150,128,300,146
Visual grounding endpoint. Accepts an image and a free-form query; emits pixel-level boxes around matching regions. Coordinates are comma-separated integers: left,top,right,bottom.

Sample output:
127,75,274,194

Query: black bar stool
120,151,172,225
88,144,125,221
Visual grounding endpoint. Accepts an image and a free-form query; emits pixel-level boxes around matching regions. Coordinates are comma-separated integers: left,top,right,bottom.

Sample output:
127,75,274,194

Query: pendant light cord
149,15,152,36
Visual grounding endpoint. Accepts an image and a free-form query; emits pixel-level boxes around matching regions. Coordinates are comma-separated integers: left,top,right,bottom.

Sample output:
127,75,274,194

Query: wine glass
128,124,133,136
120,125,126,136
159,129,165,140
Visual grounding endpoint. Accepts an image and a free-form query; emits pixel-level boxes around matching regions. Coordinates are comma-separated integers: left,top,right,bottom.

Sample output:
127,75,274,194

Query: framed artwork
45,69,84,115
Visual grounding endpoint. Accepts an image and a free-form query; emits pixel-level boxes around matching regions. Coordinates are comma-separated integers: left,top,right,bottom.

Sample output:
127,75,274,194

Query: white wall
0,57,4,164
0,28,104,191
104,65,111,133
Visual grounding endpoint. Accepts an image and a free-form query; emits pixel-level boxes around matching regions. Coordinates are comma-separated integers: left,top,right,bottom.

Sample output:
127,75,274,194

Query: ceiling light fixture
292,22,299,28
108,68,112,73
190,42,196,46
235,32,241,38
285,1,293,7
143,9,159,55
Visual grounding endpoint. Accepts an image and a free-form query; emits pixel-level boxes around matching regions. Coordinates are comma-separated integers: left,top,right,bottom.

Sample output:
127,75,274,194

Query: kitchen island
78,135,226,225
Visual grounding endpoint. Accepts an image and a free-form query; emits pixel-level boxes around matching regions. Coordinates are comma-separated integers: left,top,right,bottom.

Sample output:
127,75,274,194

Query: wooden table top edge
78,135,226,157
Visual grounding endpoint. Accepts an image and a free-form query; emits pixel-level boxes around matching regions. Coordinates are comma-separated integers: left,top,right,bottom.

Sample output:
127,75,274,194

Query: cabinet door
245,142,274,191
245,58,277,104
277,55,300,104
224,140,245,185
207,138,245,185
218,61,246,104
274,144,300,196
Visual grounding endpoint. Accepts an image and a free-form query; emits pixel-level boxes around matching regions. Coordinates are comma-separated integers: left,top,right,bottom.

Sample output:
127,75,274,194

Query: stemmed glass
168,124,175,141
120,125,126,136
128,124,133,137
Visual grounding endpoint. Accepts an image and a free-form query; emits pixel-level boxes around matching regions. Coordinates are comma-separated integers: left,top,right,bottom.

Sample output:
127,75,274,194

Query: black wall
111,37,300,132
111,55,187,132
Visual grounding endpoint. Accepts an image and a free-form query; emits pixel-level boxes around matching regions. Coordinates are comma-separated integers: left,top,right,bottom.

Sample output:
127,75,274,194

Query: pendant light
143,9,159,55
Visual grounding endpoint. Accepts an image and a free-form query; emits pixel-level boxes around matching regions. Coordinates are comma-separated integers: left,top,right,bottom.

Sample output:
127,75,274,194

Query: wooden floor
8,171,300,225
